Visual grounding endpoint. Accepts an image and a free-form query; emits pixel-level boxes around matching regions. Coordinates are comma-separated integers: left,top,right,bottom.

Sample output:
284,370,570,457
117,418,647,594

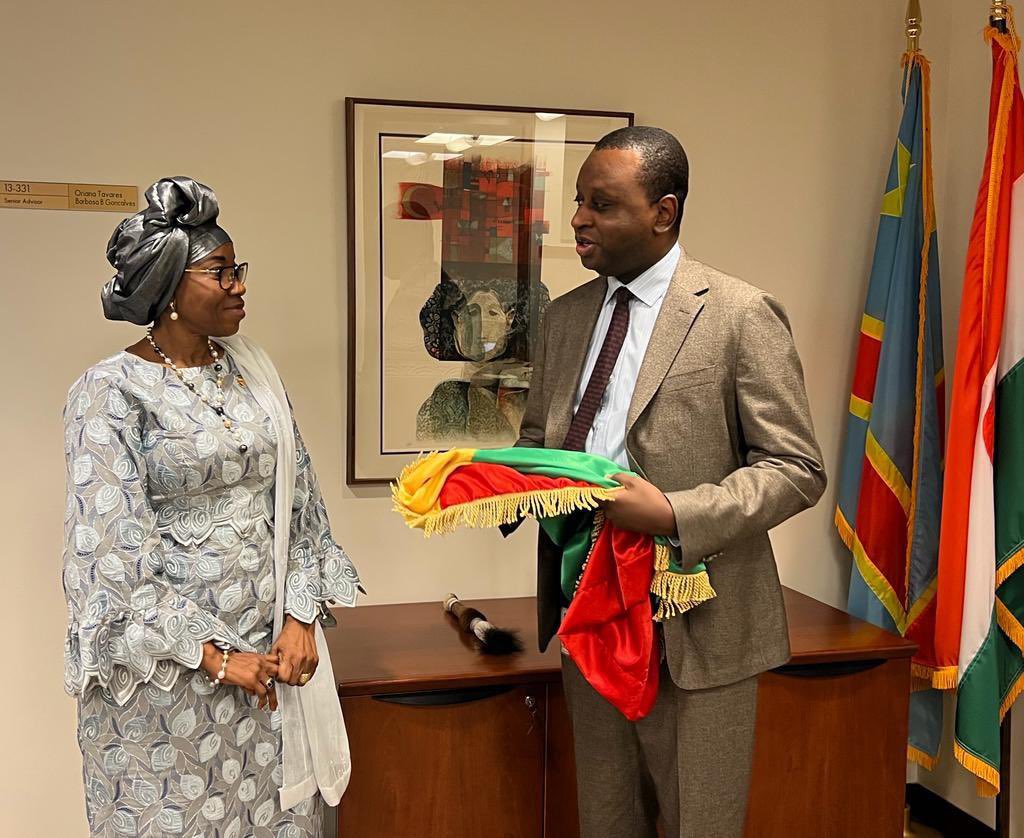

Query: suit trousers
561,654,759,838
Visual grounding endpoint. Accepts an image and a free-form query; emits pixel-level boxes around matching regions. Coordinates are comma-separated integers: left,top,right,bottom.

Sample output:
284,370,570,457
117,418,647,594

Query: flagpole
900,6,929,836
906,0,922,53
992,0,1009,33
989,6,1012,829
995,712,1011,836
990,11,1012,829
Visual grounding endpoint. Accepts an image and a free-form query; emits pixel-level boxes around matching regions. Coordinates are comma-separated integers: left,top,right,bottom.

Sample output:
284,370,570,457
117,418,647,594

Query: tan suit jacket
517,249,827,690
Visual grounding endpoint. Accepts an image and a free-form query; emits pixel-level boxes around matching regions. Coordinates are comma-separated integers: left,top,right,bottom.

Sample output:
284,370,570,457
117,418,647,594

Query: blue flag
835,52,946,768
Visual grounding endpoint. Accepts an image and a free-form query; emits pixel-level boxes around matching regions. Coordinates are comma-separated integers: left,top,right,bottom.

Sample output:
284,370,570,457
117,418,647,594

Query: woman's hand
201,643,280,710
271,616,319,687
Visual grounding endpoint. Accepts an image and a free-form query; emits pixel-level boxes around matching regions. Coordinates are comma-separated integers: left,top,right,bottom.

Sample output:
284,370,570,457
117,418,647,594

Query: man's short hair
593,126,689,229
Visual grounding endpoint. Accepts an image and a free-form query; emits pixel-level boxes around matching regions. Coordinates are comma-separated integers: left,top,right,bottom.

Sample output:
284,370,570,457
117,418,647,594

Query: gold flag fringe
911,662,958,690
834,506,856,551
996,544,1024,587
392,464,718,620
393,484,620,537
651,570,717,621
908,745,937,772
949,645,1024,798
954,741,1000,798
651,542,717,621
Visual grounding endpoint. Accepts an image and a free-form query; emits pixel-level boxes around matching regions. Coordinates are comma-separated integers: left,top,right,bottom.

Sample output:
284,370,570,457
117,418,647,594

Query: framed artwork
346,98,633,485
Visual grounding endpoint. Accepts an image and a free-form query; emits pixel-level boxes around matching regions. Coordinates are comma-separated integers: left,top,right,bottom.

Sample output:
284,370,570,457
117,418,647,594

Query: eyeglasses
184,262,249,290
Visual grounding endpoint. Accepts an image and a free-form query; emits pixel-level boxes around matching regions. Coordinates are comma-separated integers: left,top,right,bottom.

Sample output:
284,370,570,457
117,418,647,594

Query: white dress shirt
560,244,682,640
572,244,681,468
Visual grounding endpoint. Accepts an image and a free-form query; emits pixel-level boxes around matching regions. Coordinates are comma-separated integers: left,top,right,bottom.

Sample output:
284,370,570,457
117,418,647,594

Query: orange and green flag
938,18,1024,797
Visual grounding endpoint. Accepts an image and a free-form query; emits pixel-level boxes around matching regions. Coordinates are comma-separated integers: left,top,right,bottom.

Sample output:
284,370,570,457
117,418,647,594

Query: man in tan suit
515,126,826,837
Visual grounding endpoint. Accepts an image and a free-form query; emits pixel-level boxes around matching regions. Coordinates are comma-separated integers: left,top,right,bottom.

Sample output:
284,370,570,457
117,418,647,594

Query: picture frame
346,98,634,485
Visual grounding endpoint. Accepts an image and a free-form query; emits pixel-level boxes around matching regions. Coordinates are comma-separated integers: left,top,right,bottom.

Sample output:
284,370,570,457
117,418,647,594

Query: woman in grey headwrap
64,177,360,837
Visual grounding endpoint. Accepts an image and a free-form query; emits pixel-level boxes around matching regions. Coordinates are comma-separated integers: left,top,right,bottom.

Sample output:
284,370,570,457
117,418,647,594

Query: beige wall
3,0,1014,835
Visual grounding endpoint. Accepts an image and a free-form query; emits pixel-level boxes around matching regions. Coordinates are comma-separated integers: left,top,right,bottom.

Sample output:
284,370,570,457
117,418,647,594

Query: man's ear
654,195,680,234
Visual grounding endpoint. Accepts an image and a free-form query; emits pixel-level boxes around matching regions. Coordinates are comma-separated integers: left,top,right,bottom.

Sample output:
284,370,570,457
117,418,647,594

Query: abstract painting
346,98,633,484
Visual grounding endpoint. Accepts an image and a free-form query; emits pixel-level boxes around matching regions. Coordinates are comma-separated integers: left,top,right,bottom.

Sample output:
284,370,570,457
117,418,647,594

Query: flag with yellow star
835,51,946,768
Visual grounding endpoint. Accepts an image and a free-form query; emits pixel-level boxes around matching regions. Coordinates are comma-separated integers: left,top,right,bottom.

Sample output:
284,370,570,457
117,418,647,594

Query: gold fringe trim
953,741,999,798
396,476,719,620
654,541,670,572
393,485,620,537
571,510,606,594
908,745,937,772
834,507,855,551
980,21,1020,351
651,568,717,622
911,663,958,691
999,667,1024,721
996,543,1024,588
996,598,1024,657
897,51,936,612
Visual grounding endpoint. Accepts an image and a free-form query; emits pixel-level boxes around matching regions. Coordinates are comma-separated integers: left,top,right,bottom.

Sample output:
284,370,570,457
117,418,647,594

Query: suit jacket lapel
547,278,608,448
626,254,709,430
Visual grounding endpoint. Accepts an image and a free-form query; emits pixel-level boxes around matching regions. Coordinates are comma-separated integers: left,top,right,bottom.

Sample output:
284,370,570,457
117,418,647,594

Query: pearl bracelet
209,649,230,687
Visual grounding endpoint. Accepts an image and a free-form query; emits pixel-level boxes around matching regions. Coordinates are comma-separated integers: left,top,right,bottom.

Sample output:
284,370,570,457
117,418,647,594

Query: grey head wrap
102,176,232,324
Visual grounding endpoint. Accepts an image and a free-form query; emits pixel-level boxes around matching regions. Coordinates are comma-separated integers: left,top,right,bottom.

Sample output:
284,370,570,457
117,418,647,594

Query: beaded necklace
145,326,248,454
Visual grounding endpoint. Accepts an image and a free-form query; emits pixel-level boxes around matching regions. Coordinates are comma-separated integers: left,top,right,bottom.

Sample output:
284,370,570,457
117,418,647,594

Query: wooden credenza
325,588,915,838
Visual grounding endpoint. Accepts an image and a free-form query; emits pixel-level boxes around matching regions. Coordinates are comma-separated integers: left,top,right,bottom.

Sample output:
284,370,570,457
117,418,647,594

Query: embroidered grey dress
62,350,360,837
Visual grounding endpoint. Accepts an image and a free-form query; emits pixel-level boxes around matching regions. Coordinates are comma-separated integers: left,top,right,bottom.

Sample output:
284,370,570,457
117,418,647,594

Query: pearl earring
169,301,179,321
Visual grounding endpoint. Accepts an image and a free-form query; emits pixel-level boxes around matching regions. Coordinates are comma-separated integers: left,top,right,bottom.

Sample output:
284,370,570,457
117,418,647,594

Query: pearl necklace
146,326,249,454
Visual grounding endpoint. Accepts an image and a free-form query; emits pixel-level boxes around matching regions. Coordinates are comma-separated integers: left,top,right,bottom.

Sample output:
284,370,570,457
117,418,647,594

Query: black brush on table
442,593,524,655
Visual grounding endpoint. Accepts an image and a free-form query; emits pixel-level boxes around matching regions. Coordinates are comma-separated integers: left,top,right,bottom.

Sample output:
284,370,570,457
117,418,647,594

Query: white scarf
220,334,351,810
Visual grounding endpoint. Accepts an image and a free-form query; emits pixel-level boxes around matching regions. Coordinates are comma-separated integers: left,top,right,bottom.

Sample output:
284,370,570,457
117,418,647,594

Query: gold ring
299,673,311,685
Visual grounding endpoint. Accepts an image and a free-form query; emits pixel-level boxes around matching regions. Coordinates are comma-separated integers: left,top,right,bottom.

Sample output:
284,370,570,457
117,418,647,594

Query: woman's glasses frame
184,262,249,290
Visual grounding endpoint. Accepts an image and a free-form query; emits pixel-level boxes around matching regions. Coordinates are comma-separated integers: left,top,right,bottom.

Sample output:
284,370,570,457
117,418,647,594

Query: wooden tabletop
325,587,916,697
780,586,916,665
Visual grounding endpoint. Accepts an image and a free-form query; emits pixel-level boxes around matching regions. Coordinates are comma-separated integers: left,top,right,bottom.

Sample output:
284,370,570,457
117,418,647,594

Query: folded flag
392,446,716,719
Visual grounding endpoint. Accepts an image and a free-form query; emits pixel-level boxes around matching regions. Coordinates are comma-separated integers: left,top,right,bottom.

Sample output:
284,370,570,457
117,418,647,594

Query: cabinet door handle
524,694,538,735
373,685,513,706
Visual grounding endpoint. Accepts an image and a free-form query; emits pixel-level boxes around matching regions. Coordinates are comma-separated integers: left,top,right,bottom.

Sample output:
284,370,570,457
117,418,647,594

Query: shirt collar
606,243,682,308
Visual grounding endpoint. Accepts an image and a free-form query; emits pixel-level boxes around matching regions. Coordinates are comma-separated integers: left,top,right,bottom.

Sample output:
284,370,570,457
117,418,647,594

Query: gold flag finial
906,0,923,53
992,0,1009,31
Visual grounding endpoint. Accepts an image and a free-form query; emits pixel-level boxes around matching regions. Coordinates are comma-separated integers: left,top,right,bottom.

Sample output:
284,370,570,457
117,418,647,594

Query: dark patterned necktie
562,286,633,451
